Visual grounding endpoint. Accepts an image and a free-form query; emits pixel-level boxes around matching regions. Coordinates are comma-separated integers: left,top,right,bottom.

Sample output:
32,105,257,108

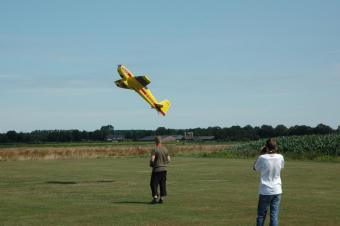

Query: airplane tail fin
157,99,171,115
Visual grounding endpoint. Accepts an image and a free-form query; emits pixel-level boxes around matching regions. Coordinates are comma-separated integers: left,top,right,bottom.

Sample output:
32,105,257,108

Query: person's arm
254,146,266,170
149,155,155,167
150,150,156,167
253,159,257,171
167,155,171,163
253,156,261,171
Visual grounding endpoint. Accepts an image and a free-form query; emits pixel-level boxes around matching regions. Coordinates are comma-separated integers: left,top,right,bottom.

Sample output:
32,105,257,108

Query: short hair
260,146,267,154
155,136,161,145
265,138,277,153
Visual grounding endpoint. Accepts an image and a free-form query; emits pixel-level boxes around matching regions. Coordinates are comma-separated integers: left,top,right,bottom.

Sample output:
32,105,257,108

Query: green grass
0,157,339,226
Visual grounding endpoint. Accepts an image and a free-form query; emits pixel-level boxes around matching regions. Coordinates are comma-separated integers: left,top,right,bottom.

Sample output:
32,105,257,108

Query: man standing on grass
253,138,284,226
150,136,170,204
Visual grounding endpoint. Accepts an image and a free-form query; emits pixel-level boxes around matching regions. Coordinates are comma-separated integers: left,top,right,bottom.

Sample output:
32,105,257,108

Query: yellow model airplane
114,65,171,116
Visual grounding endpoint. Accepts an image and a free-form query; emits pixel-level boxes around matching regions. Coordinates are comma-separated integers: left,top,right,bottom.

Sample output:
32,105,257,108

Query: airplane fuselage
116,65,166,115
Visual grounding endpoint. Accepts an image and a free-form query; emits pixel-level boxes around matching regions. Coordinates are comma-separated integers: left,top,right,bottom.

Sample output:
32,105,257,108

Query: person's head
155,136,162,146
260,146,267,154
265,138,277,153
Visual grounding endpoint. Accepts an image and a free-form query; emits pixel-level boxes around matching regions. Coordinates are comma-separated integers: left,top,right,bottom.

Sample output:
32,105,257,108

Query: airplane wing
115,79,132,89
135,75,151,87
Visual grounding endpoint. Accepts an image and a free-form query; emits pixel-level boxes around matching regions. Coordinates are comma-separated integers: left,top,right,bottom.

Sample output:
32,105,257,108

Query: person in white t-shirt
253,138,284,226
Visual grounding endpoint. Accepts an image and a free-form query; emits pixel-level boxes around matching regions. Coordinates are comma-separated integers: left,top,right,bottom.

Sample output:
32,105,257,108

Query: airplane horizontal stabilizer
156,99,171,115
114,79,132,89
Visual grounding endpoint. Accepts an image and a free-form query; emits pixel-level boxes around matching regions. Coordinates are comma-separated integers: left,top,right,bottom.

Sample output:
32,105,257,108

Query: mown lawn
0,157,339,226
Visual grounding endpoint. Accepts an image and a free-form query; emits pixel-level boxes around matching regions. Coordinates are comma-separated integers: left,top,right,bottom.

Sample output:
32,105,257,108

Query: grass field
0,157,339,226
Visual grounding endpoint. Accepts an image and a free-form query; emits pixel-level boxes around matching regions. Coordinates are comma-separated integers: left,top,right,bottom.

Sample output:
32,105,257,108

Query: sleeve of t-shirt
281,155,285,169
254,157,262,171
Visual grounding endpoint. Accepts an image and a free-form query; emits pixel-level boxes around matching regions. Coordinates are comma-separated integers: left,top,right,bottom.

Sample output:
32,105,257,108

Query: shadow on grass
112,201,151,205
46,180,115,185
46,181,77,185
96,180,115,183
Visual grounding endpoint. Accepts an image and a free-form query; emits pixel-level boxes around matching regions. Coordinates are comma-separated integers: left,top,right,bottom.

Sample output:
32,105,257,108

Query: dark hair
265,138,277,153
260,146,267,154
155,136,161,145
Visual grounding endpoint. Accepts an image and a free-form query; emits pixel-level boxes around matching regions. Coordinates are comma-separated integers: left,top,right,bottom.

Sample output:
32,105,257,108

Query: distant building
139,135,183,142
193,136,215,141
106,135,125,142
138,134,214,142
138,135,155,142
175,135,184,140
184,132,194,140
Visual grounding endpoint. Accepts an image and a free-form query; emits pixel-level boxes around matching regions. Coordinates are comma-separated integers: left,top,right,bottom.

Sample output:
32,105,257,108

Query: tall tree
313,124,334,134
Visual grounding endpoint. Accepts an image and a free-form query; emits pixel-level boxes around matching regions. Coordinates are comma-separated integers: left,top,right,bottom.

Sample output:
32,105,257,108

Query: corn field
231,133,340,158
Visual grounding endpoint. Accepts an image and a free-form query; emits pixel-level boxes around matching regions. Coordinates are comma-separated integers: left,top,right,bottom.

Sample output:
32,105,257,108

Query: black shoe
150,198,158,204
158,199,163,204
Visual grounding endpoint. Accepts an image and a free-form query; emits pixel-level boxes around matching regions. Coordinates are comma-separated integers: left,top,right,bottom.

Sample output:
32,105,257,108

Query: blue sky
1,0,339,132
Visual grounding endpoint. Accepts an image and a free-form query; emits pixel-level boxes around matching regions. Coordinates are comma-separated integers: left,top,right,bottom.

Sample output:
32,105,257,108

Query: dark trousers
150,171,167,197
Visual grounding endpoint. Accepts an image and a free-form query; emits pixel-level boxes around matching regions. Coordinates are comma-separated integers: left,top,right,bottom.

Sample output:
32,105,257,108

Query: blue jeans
257,194,281,226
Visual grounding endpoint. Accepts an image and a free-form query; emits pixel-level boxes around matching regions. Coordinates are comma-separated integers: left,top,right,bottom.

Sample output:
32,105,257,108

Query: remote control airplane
114,65,171,116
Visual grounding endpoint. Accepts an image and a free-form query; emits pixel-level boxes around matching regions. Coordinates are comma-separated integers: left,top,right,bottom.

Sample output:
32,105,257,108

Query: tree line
0,124,339,143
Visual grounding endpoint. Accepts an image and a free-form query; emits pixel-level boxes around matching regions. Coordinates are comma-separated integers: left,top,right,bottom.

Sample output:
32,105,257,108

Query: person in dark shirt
149,136,170,204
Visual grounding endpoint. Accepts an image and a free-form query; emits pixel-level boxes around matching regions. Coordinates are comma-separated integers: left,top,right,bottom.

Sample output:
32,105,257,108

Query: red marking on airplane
120,67,133,78
140,88,165,115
